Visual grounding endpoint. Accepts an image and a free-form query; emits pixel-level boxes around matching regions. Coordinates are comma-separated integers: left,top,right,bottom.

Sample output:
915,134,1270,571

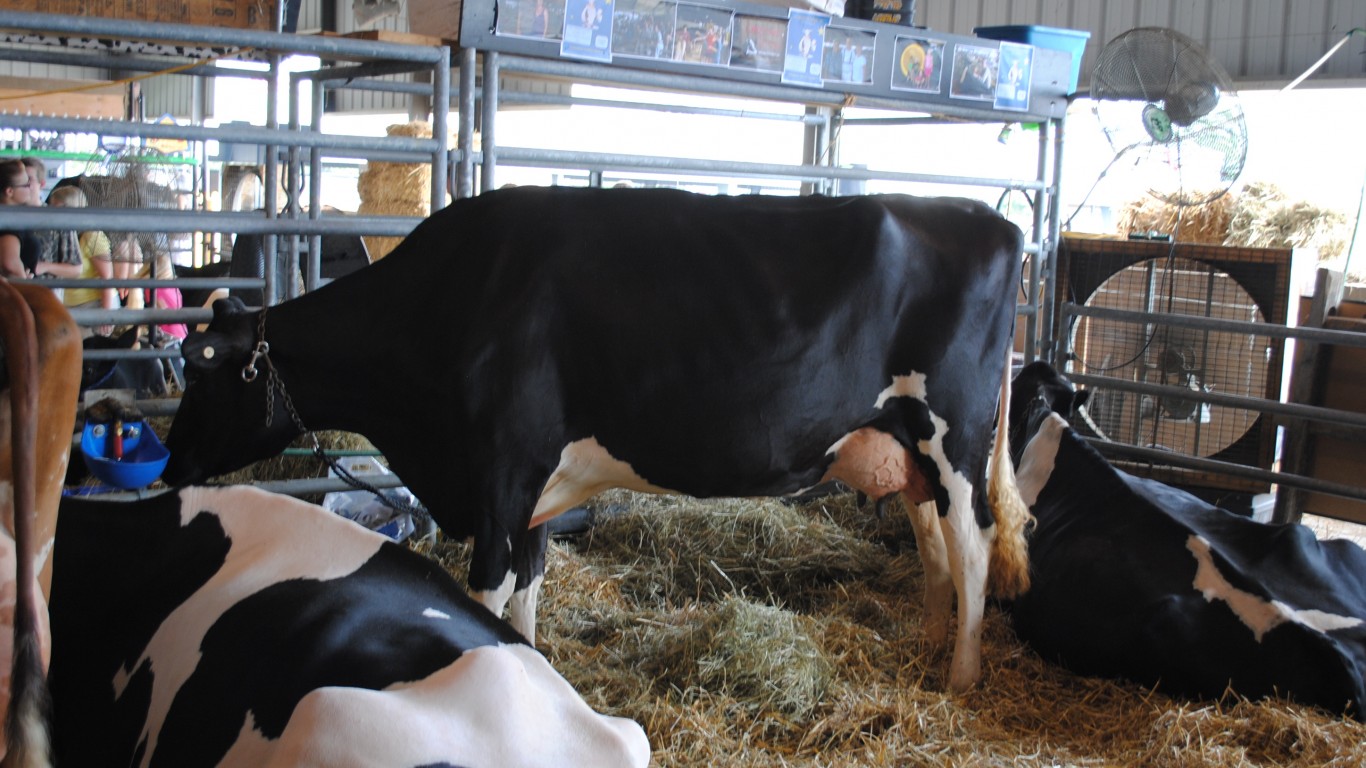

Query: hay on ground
414,488,1366,767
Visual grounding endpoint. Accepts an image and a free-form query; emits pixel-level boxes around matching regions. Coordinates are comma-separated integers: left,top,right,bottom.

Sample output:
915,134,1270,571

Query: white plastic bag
321,456,419,542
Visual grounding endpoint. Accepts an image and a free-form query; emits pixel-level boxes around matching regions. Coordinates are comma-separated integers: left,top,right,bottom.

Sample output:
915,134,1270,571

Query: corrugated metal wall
919,0,1366,90
2,0,1364,121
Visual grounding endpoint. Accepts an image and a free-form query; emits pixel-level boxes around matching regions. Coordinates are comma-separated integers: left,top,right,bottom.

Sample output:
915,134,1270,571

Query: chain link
247,308,432,527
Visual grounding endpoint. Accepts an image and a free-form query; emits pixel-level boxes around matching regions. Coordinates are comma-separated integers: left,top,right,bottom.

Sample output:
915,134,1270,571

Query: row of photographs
496,0,1035,110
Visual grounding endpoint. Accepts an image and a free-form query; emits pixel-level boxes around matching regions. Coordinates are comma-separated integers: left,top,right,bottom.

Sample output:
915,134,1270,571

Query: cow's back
371,188,1023,496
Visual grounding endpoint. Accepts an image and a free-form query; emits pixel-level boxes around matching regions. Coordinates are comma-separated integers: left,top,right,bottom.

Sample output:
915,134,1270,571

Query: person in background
48,186,118,335
19,156,44,206
21,156,84,280
121,236,189,343
0,159,41,278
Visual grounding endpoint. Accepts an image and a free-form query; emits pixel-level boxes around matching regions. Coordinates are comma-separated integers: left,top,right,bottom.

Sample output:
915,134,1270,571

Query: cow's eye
202,346,215,360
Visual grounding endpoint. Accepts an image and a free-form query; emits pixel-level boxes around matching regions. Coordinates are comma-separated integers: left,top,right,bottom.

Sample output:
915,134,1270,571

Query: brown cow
0,279,82,766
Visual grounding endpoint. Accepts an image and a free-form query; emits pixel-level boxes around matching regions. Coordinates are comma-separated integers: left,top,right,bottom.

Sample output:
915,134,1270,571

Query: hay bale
357,121,440,261
1224,181,1351,262
1116,192,1233,244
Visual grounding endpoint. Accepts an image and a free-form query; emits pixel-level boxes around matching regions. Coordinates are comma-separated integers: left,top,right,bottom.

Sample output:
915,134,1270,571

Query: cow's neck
260,273,420,441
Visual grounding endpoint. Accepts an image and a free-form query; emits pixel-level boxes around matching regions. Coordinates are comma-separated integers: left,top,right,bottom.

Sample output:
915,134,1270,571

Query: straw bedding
412,489,1366,767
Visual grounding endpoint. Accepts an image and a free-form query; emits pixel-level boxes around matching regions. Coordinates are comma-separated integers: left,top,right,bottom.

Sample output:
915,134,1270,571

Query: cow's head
1008,361,1088,463
80,327,137,392
162,297,300,485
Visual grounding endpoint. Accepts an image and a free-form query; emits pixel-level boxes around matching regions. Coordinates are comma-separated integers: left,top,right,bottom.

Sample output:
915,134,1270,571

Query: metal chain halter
241,308,431,524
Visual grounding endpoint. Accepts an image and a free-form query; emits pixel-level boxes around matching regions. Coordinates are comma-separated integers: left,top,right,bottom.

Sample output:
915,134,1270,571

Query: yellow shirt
62,230,114,307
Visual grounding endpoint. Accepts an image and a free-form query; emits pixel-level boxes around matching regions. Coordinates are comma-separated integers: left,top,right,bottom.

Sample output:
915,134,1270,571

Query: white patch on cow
475,569,519,635
510,575,542,645
215,643,650,768
1188,535,1364,642
873,373,927,410
530,438,675,529
1015,413,1068,507
116,486,388,768
870,371,988,691
423,608,451,620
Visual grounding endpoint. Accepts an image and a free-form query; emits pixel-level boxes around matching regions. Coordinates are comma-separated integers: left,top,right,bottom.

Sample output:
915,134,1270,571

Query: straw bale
1224,181,1351,262
1116,193,1233,244
418,488,1366,768
358,121,439,261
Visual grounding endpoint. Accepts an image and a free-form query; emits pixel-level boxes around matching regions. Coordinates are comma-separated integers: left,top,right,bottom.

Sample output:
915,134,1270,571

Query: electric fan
1062,29,1283,490
1090,27,1248,207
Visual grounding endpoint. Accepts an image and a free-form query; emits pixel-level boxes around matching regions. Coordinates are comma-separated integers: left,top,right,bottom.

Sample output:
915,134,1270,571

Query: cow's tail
987,343,1032,599
0,279,52,768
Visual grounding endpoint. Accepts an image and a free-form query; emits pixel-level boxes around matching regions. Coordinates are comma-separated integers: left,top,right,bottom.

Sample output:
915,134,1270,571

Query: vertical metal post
307,70,327,292
1026,118,1050,365
480,50,499,192
457,47,476,199
263,53,281,306
191,74,208,265
1045,115,1067,366
431,43,451,212
800,105,819,196
285,68,302,301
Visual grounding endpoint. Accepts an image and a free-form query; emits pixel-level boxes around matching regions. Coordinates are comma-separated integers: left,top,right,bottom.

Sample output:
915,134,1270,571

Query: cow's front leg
905,497,953,646
938,485,990,692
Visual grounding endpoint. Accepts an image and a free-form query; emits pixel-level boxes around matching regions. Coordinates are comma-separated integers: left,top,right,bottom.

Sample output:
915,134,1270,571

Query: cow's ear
182,329,251,374
211,295,250,321
1072,390,1090,412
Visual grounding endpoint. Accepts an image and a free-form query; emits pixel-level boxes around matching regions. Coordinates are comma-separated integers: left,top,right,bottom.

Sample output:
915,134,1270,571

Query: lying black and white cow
1009,362,1366,718
164,186,1031,691
49,485,651,767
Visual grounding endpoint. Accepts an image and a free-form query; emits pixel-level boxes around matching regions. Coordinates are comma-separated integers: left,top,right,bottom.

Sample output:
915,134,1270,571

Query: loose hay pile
414,489,1366,767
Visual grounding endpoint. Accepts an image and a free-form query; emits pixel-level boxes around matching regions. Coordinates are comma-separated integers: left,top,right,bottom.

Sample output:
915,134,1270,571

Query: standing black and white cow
49,485,651,767
1009,362,1366,719
163,187,1031,691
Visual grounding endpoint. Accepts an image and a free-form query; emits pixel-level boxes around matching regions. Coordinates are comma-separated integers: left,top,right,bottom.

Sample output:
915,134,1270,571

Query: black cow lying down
1009,362,1366,718
49,486,650,767
164,186,1031,692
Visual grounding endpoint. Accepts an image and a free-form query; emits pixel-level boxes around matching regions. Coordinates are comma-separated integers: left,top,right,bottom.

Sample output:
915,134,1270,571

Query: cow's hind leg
938,480,990,692
905,498,953,646
469,515,520,635
508,523,549,644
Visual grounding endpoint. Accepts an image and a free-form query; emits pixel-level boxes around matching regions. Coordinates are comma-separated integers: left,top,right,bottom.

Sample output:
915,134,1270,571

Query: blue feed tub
81,421,169,490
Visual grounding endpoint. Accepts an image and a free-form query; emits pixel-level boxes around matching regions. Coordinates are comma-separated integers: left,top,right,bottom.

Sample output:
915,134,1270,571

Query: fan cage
1055,238,1291,493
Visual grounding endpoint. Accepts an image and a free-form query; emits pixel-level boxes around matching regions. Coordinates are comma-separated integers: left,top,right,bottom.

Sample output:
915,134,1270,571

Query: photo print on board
950,43,999,101
994,41,1034,111
730,14,785,73
611,0,677,60
890,34,945,94
562,0,614,61
822,26,875,85
496,0,566,40
671,3,735,67
782,9,831,87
